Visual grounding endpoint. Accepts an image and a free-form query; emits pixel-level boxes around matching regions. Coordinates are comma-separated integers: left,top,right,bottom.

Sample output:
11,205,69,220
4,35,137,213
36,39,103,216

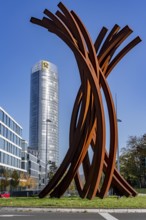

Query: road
0,212,146,220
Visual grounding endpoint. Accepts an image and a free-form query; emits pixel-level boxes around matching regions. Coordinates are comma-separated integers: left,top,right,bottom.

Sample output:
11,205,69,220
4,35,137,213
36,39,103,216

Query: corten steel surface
30,2,141,199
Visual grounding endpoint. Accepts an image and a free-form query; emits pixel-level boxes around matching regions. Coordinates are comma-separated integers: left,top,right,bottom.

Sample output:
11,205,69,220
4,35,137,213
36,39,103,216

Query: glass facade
38,159,46,188
29,60,59,165
27,153,39,179
21,140,28,171
0,107,23,171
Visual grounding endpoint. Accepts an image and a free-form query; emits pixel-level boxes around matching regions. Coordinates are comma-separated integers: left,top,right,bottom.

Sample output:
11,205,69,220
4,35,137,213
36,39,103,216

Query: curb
1,207,146,213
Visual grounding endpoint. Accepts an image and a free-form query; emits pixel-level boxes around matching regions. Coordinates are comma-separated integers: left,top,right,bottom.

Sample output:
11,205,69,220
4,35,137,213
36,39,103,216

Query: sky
0,0,146,163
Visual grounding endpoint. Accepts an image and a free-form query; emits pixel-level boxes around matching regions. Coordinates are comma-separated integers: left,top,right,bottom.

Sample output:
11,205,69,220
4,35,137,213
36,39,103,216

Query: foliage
18,172,37,189
0,168,10,191
25,175,37,189
11,170,19,189
135,188,146,194
48,161,58,180
19,172,27,189
120,134,146,188
67,179,76,195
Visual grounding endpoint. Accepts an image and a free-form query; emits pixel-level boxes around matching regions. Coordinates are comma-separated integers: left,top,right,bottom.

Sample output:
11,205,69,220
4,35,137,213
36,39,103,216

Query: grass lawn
0,195,146,209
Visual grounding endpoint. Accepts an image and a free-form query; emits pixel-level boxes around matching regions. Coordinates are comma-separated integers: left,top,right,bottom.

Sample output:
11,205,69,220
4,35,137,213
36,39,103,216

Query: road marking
99,212,119,220
0,215,32,217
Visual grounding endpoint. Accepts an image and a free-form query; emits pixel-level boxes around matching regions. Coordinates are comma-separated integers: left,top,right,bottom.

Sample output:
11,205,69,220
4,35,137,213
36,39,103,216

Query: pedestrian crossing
99,212,119,219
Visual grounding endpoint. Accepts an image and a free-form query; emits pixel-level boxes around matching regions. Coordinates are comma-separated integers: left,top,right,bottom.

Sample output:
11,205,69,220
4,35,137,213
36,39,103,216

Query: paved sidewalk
0,207,146,213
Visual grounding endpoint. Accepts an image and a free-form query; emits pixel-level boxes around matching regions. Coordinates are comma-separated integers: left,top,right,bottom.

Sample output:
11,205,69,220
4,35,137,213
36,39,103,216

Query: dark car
0,192,10,198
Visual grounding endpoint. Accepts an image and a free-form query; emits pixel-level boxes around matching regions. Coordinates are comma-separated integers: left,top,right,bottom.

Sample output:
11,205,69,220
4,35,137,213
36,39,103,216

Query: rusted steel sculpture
30,2,141,199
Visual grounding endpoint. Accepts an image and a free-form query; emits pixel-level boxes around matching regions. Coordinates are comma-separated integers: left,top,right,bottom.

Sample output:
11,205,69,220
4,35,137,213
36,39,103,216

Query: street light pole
115,94,122,172
117,118,122,172
45,119,51,185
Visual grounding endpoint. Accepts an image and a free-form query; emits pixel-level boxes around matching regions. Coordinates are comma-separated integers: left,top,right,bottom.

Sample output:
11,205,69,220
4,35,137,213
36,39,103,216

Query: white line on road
99,212,119,220
0,215,32,218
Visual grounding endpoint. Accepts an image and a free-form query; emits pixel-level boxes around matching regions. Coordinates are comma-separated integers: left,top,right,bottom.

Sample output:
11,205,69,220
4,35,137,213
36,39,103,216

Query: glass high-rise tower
29,60,59,166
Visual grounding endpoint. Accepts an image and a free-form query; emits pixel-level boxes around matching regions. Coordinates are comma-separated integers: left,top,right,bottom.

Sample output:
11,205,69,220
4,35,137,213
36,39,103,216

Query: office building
22,140,46,188
29,60,59,166
0,107,47,189
0,107,25,172
21,140,28,171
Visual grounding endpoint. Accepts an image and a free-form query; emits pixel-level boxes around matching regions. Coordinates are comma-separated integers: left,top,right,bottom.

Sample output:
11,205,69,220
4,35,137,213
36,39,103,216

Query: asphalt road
0,212,146,220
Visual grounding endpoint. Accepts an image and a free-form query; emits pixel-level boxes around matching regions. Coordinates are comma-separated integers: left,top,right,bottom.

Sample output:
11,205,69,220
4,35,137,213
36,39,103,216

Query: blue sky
0,0,146,163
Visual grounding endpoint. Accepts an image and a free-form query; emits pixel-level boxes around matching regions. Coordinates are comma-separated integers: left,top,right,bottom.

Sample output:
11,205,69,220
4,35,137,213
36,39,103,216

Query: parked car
0,192,10,198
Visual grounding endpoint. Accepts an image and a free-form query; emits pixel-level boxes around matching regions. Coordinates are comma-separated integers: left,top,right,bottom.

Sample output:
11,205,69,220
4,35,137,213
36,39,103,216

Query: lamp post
117,118,122,172
45,119,52,185
115,94,122,172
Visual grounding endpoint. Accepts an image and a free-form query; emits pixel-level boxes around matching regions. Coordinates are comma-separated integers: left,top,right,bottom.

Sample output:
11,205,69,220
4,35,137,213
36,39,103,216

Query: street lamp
115,94,122,172
45,119,52,185
117,118,122,172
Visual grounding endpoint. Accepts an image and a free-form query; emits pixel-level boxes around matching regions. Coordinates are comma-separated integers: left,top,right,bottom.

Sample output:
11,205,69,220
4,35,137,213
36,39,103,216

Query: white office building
0,107,25,172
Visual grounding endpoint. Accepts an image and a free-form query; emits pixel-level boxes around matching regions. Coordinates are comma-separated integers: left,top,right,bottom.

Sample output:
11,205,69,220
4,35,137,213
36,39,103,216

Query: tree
25,175,37,189
10,170,19,191
120,134,146,188
0,168,10,191
18,173,37,189
67,179,76,195
48,161,58,180
19,172,27,189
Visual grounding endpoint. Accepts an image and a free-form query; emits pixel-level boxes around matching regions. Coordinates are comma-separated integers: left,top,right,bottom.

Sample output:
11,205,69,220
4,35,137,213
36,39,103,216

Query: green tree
120,134,146,188
0,168,10,191
67,179,76,195
48,161,58,180
10,170,19,191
